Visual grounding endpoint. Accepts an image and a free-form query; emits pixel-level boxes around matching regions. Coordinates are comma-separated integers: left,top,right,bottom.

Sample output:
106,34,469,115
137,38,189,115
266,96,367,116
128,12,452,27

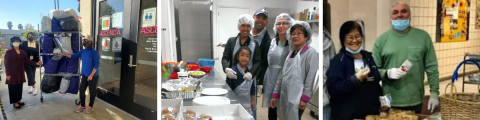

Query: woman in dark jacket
326,20,383,119
5,36,42,109
20,32,41,95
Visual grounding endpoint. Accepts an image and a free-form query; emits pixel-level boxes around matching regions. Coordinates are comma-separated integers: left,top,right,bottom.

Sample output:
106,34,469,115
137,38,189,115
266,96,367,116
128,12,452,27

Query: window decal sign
102,16,110,30
102,37,110,51
142,7,156,27
112,37,122,52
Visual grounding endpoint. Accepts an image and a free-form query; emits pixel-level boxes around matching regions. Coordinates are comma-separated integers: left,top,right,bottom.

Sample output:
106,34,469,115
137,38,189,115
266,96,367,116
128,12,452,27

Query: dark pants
24,65,36,86
8,83,23,104
299,109,305,120
268,107,278,120
392,103,423,114
80,75,99,107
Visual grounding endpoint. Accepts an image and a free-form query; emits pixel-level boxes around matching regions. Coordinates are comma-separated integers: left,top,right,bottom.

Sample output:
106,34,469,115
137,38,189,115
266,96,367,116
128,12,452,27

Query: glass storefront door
94,0,157,119
133,0,157,111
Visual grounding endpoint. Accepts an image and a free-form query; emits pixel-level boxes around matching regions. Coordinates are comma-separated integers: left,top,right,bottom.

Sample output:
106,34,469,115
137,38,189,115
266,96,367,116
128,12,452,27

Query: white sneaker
33,88,37,95
28,86,33,93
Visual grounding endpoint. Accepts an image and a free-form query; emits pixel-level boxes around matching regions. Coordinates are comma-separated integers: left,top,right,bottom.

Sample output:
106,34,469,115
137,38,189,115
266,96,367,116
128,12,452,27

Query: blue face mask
391,19,410,31
346,45,363,55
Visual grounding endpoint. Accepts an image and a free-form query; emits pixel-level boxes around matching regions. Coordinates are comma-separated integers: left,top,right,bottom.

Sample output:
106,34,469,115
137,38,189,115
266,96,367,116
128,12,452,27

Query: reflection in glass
97,0,125,95
134,0,157,111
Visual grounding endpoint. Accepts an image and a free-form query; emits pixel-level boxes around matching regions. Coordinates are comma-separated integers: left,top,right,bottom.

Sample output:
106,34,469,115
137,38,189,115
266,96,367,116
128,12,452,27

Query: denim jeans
323,105,331,120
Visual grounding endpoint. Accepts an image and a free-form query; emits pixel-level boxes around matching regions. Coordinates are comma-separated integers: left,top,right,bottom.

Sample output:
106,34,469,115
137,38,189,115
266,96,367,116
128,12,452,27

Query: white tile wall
409,0,480,81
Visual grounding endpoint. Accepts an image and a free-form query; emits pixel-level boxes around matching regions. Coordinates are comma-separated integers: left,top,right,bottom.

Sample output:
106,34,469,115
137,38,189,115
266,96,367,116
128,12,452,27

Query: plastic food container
200,67,212,73
198,58,215,67
178,72,189,79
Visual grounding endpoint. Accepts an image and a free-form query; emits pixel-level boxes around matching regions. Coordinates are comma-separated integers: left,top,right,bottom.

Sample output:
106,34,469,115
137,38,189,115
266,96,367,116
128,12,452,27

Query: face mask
28,37,34,41
346,45,363,55
83,42,91,48
391,19,410,31
12,42,20,47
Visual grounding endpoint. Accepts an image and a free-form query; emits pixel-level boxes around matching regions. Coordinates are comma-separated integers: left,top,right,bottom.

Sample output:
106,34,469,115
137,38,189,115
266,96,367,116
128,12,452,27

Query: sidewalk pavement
0,68,138,120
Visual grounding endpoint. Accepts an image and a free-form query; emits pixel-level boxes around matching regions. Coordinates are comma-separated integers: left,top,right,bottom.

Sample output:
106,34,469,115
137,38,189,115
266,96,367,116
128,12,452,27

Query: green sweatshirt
372,27,439,107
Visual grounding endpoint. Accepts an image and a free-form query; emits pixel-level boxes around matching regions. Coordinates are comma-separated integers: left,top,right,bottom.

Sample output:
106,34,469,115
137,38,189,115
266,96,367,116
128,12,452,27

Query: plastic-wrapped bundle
66,76,79,94
71,33,83,53
59,75,71,94
58,16,79,31
51,17,62,32
41,75,62,93
41,34,55,53
43,55,60,74
59,34,73,54
66,58,79,73
57,57,67,73
41,16,52,33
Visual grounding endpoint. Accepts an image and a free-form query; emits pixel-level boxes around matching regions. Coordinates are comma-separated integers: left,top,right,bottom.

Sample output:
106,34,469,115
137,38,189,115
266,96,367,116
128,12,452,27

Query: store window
97,0,125,95
133,0,157,111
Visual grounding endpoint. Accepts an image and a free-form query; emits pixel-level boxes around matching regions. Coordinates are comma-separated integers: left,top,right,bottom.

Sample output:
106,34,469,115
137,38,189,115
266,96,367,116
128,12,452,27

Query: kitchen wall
211,0,320,52
408,0,480,80
328,0,480,81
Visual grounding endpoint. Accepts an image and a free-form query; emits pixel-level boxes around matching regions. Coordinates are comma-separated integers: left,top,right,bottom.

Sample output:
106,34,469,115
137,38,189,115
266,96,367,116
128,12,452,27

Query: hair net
286,21,312,50
273,13,293,34
10,36,21,42
237,14,254,30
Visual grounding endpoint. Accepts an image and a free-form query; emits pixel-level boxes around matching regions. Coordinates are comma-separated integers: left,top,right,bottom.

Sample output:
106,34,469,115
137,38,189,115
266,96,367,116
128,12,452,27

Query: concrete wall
329,0,480,81
80,0,93,37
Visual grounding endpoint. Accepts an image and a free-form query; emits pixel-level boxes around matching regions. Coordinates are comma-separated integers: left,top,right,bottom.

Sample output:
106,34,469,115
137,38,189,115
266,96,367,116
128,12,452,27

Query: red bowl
200,67,212,73
169,72,179,79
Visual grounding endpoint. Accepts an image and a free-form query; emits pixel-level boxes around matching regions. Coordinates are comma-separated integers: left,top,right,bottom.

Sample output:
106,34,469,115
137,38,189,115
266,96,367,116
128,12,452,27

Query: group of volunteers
4,33,100,114
221,8,319,120
323,2,440,120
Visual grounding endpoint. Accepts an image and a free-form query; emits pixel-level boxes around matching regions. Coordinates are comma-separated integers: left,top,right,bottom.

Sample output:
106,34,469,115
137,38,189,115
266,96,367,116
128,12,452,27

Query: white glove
387,68,406,80
225,68,237,79
428,97,439,113
257,85,263,95
243,72,253,81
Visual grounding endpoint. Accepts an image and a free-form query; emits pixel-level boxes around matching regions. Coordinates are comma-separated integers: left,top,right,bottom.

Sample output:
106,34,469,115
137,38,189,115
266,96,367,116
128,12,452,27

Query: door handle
128,55,138,67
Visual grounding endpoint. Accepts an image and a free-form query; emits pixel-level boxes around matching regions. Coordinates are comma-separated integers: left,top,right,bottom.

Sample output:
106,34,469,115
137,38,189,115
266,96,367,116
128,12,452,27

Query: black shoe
13,104,21,109
18,101,25,106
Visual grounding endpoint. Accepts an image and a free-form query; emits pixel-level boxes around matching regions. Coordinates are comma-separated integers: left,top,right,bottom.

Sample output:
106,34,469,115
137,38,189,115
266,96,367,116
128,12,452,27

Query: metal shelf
43,73,81,77
462,52,480,92
40,53,59,56
40,31,82,34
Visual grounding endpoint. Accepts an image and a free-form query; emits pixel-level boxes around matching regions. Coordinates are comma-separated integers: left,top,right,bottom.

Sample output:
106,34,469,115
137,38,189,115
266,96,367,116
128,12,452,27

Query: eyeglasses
276,22,289,26
346,35,362,41
291,33,304,37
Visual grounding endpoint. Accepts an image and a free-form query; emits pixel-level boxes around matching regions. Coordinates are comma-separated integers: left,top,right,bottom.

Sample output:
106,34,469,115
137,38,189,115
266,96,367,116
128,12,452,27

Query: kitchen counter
162,69,241,106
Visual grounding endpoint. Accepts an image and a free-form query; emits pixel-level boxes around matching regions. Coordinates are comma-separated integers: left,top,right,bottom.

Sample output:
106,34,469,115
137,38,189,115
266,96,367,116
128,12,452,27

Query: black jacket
20,41,41,63
256,30,271,85
326,49,383,120
222,34,261,77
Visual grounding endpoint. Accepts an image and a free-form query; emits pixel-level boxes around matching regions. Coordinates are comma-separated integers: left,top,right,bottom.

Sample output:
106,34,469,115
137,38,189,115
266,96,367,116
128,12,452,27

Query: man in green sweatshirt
371,1,439,114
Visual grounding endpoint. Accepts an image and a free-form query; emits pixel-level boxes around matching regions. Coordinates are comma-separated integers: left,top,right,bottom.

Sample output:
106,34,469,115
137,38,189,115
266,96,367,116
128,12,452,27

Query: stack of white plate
201,88,228,96
193,96,230,106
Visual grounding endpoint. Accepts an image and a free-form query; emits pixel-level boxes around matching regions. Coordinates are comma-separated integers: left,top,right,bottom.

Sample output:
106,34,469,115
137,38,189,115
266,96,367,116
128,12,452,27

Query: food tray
161,91,202,99
161,99,183,120
182,104,254,120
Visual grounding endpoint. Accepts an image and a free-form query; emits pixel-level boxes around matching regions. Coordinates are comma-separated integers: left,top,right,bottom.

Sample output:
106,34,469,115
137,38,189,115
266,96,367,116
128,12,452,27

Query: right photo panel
323,0,480,119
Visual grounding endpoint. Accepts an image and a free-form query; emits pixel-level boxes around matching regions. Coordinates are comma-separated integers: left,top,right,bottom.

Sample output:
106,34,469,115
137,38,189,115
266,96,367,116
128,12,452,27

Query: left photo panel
0,0,158,119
